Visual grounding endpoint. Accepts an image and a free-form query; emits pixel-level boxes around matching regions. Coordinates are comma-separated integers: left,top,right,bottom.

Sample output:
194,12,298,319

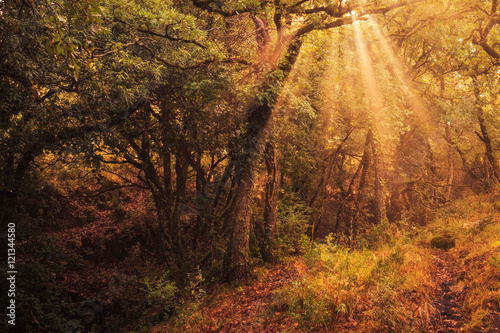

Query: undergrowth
279,230,435,332
157,192,500,333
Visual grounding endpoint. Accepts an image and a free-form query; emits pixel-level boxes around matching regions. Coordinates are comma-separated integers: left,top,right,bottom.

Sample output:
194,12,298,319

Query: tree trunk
224,98,273,281
445,122,454,200
264,144,280,241
345,130,373,239
262,144,280,261
372,137,386,225
454,143,478,181
474,80,500,182
173,155,188,256
225,176,254,281
224,38,303,281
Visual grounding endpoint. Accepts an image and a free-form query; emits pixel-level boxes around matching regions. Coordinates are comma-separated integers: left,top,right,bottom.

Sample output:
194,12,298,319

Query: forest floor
17,173,500,333
156,254,468,333
151,260,307,332
151,194,500,333
23,177,500,333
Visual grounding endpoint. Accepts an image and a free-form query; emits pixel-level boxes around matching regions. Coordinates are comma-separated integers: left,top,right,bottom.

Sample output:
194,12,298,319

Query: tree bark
224,99,273,281
262,144,280,261
224,38,303,281
372,134,386,225
474,80,500,182
445,122,454,200
264,144,280,240
225,176,254,281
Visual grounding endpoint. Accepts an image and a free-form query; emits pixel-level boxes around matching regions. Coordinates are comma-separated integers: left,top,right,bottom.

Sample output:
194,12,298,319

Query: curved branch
303,4,345,17
474,38,500,58
137,25,207,49
49,98,147,143
192,0,272,17
292,0,426,39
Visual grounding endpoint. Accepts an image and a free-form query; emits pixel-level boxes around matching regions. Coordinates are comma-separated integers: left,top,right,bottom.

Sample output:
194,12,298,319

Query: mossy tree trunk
474,79,500,183
262,143,280,261
224,38,303,281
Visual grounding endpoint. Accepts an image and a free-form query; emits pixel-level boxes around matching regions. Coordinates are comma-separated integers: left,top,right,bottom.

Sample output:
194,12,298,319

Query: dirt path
428,250,465,333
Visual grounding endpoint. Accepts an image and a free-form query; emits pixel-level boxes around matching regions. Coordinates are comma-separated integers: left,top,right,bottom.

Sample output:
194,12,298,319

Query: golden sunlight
366,16,433,128
352,20,384,132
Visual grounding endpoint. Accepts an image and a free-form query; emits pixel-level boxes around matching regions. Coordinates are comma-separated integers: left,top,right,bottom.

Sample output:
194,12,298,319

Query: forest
2,0,500,332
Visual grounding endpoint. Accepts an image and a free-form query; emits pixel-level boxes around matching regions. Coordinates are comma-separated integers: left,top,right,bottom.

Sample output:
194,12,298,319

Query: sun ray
352,16,385,140
366,15,433,128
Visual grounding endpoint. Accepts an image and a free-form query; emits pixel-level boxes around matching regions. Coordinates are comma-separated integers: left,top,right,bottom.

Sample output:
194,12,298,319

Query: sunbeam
352,17,385,139
366,15,433,128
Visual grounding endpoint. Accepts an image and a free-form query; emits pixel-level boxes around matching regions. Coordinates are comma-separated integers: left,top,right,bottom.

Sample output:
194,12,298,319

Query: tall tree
192,0,426,280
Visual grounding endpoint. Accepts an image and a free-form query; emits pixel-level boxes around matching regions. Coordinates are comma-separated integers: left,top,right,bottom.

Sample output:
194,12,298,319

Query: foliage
276,233,434,332
3,0,500,330
276,192,311,255
156,193,500,332
141,273,178,313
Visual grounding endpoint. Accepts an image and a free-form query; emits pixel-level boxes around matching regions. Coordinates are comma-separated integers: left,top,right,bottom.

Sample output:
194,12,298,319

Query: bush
141,273,177,314
277,192,311,254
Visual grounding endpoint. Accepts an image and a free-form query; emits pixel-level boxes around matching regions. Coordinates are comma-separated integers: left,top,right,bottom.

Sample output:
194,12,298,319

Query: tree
190,0,427,280
0,0,240,279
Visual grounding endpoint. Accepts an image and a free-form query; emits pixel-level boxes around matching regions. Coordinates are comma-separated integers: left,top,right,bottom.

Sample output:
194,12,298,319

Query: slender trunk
477,117,500,182
193,157,206,252
484,157,491,181
454,143,478,181
445,122,454,200
474,81,500,182
346,130,372,239
310,130,352,238
173,155,188,257
372,145,384,224
358,130,373,201
425,137,437,176
262,144,280,261
264,145,280,240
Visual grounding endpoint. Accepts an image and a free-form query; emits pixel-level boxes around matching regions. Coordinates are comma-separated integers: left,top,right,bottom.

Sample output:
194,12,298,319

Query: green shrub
141,273,177,313
277,192,311,254
364,219,398,249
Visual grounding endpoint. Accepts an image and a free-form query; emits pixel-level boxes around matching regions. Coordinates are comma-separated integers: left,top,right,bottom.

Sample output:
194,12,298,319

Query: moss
430,234,456,250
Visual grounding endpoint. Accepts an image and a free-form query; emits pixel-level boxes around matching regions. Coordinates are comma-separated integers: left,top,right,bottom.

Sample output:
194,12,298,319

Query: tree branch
471,0,500,59
292,0,426,39
192,0,272,17
136,41,251,69
303,4,345,17
475,130,485,142
50,98,147,143
274,0,283,32
136,24,207,49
